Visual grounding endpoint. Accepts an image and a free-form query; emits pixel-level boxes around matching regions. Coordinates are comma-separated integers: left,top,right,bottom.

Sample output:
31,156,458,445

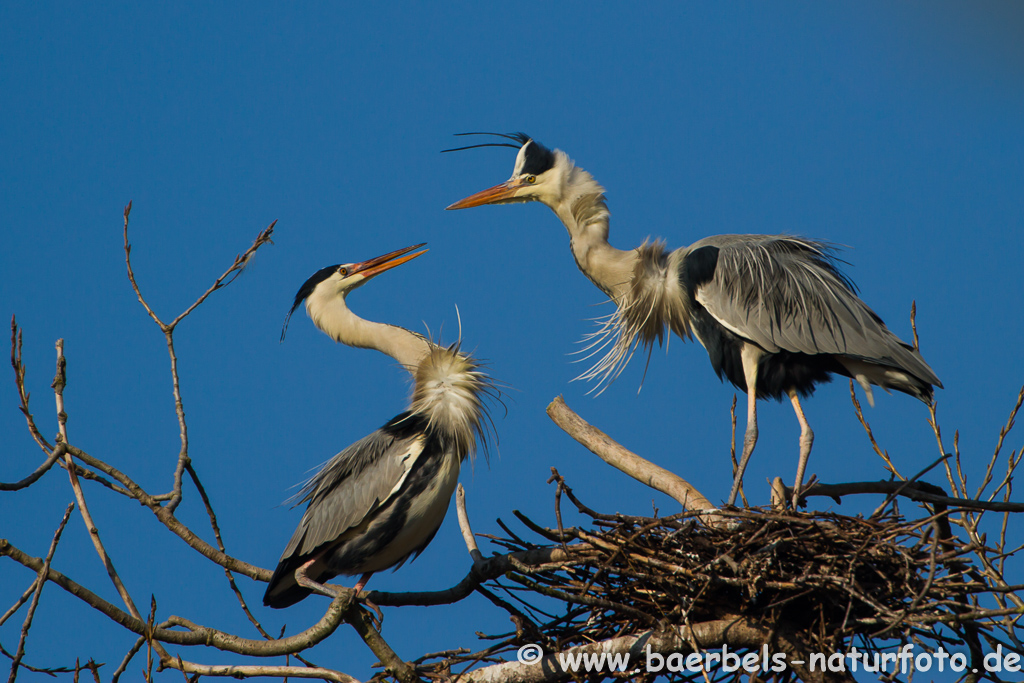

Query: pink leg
788,389,815,509
353,572,373,594
727,346,762,506
294,558,342,599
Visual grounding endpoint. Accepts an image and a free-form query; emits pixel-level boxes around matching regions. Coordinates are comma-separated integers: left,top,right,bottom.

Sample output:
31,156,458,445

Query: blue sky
2,3,1023,680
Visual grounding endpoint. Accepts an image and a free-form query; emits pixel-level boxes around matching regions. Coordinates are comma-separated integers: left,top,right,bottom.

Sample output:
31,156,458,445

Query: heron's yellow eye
526,175,536,184
338,267,349,277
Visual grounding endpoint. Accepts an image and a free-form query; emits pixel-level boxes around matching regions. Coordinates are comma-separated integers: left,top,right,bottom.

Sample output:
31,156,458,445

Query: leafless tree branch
6,503,73,683
546,396,717,514
122,201,276,514
52,340,152,641
5,206,1021,683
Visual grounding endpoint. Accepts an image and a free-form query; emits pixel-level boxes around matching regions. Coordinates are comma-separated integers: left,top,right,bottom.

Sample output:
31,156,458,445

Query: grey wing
279,428,427,562
691,235,940,385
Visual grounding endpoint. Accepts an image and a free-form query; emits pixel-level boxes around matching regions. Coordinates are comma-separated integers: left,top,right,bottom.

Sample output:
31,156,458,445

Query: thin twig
849,381,902,480
0,447,61,492
9,317,53,455
7,503,73,683
110,637,145,683
122,202,276,513
52,341,147,626
0,582,38,629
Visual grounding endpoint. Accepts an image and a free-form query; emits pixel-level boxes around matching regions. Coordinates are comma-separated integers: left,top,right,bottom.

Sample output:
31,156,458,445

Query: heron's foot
725,474,745,508
294,560,353,604
789,474,818,510
362,597,384,630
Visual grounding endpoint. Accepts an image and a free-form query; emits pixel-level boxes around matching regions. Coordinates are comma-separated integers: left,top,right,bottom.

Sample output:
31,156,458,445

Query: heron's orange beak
446,179,524,210
351,244,428,280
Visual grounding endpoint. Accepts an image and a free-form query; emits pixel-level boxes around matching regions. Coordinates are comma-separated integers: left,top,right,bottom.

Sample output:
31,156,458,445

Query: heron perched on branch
445,133,941,507
264,244,494,608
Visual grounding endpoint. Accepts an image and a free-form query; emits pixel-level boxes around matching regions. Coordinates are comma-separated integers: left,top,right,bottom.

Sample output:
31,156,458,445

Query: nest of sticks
428,474,1011,682
412,396,1024,682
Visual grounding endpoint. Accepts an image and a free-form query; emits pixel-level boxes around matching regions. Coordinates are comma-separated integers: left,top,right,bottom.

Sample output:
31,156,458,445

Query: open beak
446,179,525,210
351,243,428,280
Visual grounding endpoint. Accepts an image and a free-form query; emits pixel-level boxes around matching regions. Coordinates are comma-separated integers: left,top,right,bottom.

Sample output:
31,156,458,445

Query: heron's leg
788,388,814,508
352,573,385,630
353,572,373,594
727,346,762,506
294,558,343,599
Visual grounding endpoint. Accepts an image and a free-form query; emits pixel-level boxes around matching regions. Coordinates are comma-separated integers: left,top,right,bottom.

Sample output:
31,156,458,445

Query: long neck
546,159,637,303
306,291,431,377
543,156,693,388
307,288,491,460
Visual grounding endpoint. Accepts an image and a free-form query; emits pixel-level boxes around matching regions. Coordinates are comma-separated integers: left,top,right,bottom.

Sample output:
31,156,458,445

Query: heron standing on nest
446,133,940,507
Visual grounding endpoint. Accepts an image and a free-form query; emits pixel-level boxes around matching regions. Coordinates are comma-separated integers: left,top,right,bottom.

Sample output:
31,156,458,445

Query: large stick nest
431,476,1017,682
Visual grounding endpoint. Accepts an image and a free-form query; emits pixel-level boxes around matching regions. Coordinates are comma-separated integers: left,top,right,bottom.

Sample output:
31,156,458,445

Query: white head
445,133,577,211
281,244,427,342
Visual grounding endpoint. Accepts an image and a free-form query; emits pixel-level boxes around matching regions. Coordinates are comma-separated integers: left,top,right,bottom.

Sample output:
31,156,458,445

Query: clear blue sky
2,3,1023,680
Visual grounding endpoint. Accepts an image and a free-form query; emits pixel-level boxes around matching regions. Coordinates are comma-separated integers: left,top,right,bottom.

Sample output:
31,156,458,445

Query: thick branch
0,539,348,655
369,546,578,607
459,616,829,683
456,484,484,563
781,479,1024,512
343,608,419,683
165,658,359,682
546,396,717,514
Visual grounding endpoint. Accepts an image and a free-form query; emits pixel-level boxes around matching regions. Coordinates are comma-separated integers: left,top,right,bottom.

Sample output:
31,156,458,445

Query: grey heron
263,244,494,608
445,133,941,508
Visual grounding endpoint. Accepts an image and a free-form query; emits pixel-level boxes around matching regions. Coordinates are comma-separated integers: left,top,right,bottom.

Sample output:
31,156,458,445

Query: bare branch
184,464,319,666
0,582,37,630
457,484,484,564
849,381,902,480
9,317,53,455
0,445,62,492
122,201,165,328
110,637,145,683
122,205,277,514
0,541,352,655
167,220,277,329
7,503,73,683
52,341,147,626
546,396,716,514
778,479,1024,512
458,616,808,683
368,546,578,608
64,444,269,581
342,607,419,683
165,659,358,682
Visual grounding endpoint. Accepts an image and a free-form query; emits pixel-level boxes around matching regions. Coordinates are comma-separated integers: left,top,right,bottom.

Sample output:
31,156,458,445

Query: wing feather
691,235,940,386
279,425,427,561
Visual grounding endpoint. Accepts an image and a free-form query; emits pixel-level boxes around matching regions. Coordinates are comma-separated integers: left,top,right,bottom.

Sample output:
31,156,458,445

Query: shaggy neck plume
542,153,690,387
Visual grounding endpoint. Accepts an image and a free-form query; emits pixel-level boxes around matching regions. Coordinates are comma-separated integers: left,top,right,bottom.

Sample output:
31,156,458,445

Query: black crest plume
281,264,339,342
442,131,533,153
